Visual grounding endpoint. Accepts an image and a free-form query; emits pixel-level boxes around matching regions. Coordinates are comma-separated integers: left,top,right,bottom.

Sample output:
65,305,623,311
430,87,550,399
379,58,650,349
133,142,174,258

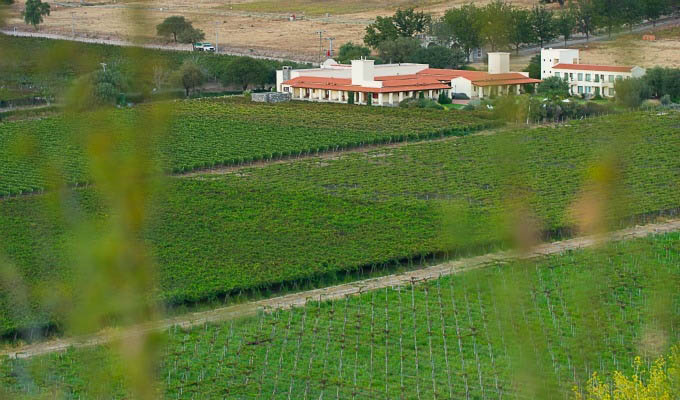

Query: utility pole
71,12,75,37
215,21,219,54
314,30,325,65
326,37,335,58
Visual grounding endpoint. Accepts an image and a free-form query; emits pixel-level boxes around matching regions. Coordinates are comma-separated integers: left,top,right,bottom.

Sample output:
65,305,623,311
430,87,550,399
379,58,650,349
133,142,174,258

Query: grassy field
0,111,678,336
0,97,495,196
2,232,678,399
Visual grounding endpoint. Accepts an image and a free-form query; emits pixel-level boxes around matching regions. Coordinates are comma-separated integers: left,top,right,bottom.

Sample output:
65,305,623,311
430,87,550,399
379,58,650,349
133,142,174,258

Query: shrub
438,92,452,105
615,77,651,108
661,94,672,106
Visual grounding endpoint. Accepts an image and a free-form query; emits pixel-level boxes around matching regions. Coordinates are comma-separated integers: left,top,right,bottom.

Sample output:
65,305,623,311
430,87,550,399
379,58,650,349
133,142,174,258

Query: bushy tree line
363,1,679,65
357,8,466,68
615,67,680,107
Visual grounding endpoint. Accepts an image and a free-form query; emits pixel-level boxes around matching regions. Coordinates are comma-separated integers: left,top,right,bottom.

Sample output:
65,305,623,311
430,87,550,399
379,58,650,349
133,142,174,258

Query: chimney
488,52,510,74
282,66,292,82
351,59,375,86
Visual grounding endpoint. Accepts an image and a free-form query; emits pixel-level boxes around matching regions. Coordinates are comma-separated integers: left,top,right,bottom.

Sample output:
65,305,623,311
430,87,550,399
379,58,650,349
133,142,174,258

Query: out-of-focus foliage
574,345,680,400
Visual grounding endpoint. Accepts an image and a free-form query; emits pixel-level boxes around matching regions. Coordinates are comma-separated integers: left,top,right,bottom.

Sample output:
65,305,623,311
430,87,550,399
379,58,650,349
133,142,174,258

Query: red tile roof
282,76,449,93
418,68,489,80
470,73,542,87
553,63,633,73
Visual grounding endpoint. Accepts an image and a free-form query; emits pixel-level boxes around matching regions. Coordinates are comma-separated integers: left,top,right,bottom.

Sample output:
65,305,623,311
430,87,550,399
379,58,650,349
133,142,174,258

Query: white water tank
488,52,510,74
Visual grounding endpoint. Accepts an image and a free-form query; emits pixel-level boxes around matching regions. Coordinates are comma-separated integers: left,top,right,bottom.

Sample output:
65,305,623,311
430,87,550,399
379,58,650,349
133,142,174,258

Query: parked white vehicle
193,42,215,52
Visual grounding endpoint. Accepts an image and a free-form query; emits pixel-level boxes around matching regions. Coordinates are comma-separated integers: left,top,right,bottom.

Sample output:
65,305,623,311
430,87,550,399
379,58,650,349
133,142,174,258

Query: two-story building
541,48,646,98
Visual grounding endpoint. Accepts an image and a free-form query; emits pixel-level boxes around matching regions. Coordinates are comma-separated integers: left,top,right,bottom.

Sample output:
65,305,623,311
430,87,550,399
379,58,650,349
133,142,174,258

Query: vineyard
0,97,496,196
0,111,679,336
2,233,679,399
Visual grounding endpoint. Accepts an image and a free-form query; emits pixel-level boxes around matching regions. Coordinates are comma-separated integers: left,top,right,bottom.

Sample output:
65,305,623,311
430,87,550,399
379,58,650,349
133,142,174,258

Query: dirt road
4,218,679,360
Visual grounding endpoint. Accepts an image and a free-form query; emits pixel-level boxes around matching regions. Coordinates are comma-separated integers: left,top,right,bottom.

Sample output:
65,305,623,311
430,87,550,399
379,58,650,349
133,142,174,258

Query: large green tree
508,8,535,54
642,0,671,26
411,45,466,69
156,16,204,43
22,0,50,30
176,60,205,97
570,0,598,42
336,42,371,64
593,0,622,37
392,8,431,37
439,4,483,62
555,9,577,47
364,8,431,49
530,6,557,48
480,0,513,51
220,57,269,91
377,37,421,64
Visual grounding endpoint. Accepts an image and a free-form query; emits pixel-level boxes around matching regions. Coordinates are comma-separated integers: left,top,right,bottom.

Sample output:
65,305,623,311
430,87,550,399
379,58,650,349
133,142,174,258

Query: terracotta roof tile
553,63,633,73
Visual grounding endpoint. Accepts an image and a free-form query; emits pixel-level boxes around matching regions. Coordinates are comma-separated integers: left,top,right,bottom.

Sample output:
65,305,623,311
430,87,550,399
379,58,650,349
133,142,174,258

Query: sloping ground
0,111,679,338
2,222,679,398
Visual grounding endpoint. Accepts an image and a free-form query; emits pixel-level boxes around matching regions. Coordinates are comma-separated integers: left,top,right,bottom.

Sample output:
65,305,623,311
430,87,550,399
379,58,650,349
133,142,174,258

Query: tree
593,0,622,37
22,0,50,30
156,16,203,43
642,0,671,26
364,8,431,49
570,0,598,42
176,60,205,97
555,10,577,47
364,16,399,48
440,4,483,62
524,54,541,79
377,37,421,64
92,62,128,105
537,76,570,97
392,8,431,37
177,26,205,44
508,9,535,55
614,77,651,107
620,0,643,31
220,57,268,91
1,0,15,5
530,5,557,48
336,42,371,64
480,0,513,51
411,45,466,69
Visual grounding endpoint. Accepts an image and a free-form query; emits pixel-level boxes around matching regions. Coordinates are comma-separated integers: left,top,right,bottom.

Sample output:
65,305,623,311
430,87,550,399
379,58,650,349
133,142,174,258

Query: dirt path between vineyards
4,218,680,360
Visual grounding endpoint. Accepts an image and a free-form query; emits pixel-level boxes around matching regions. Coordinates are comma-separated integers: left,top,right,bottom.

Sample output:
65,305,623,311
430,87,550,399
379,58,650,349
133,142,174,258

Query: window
594,74,599,83
610,88,615,96
608,75,615,82
595,87,600,96
578,73,583,81
586,86,592,93
555,72,560,78
569,73,574,80
585,73,591,82
578,86,584,94
616,75,623,80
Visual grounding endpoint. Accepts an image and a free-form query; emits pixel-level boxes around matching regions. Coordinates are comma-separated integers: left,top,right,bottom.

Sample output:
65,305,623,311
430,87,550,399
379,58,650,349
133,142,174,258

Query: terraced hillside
0,111,678,336
2,232,678,399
